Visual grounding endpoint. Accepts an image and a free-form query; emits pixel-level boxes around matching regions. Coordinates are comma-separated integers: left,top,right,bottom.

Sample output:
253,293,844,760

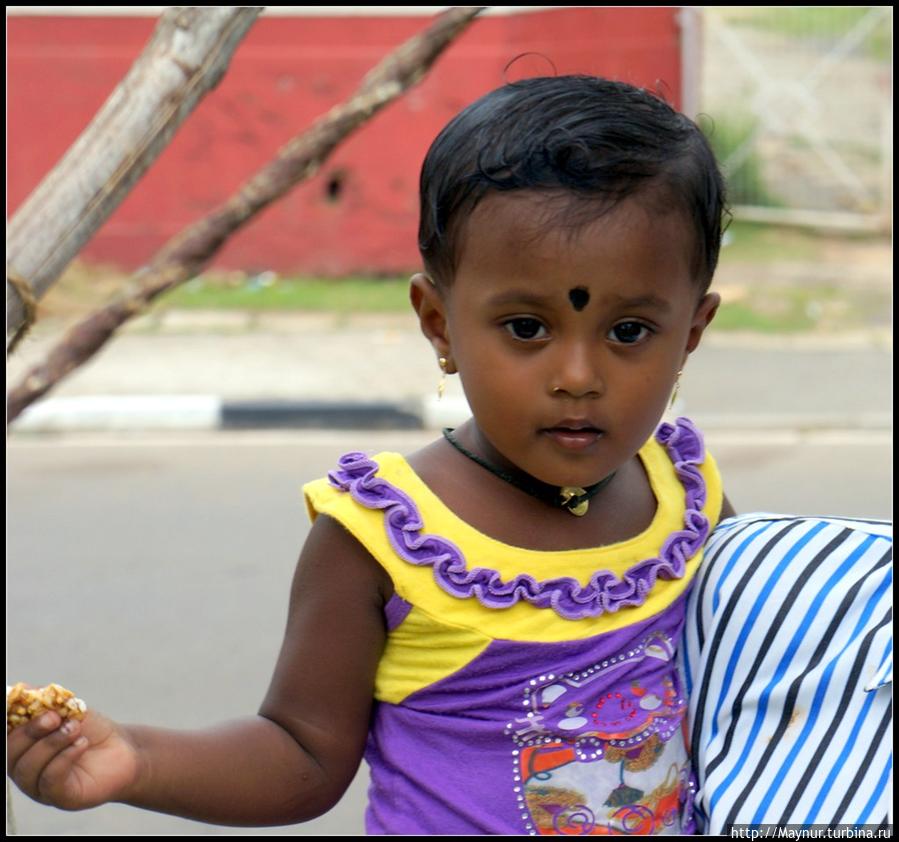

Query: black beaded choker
442,428,616,517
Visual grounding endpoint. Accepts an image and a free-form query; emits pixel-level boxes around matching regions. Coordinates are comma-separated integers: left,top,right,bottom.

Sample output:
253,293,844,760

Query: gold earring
670,369,683,408
438,357,449,400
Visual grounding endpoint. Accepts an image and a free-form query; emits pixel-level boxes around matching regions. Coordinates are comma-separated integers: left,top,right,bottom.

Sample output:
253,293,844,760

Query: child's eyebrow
610,294,672,313
486,290,554,308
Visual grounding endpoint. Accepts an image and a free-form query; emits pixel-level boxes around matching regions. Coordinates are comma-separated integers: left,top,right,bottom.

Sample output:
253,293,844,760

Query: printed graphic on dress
504,631,693,835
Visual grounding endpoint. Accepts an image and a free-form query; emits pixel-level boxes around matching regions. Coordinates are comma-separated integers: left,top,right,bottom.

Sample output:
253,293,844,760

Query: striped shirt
681,513,892,832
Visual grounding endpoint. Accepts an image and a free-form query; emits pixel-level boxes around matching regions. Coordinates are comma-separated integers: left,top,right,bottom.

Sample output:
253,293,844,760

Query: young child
7,76,735,835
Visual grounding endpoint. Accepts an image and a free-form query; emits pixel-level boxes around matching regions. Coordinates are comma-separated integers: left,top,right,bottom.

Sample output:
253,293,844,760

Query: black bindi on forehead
568,286,590,312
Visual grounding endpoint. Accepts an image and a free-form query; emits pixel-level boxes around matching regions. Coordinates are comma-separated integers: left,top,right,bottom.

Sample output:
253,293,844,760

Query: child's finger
7,713,85,802
32,733,91,808
6,709,62,773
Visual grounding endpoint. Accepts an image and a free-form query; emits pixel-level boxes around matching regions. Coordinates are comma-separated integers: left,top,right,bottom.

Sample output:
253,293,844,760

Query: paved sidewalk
7,310,893,432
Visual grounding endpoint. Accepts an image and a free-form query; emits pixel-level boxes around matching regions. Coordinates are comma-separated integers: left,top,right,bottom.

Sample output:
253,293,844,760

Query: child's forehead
453,190,700,297
467,190,583,234
460,191,691,262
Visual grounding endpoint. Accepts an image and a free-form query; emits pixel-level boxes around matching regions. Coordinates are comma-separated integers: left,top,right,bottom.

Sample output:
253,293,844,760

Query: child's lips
541,424,604,450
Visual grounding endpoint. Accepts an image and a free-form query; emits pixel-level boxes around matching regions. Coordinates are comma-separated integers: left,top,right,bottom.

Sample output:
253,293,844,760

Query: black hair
418,75,728,294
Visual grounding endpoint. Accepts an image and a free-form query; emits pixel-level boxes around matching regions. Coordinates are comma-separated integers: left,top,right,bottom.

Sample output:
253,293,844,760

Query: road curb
8,394,892,434
220,399,422,430
9,393,485,434
9,395,429,433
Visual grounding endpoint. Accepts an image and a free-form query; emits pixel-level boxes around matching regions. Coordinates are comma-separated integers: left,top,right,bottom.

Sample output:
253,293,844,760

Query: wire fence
700,6,892,231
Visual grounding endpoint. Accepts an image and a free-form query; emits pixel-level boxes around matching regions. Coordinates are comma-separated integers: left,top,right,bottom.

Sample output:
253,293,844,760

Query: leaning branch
7,6,484,424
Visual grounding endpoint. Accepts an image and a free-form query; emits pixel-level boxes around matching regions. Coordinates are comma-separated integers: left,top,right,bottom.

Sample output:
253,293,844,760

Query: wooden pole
6,7,262,350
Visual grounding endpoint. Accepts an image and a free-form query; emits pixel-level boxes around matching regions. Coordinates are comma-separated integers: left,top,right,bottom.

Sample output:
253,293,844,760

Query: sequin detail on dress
505,630,694,834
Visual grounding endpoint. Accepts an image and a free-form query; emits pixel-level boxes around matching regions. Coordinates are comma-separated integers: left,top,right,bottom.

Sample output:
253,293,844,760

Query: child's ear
410,273,453,364
684,291,720,356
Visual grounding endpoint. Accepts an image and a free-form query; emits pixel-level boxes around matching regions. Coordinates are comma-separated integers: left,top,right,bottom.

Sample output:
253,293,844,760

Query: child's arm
7,515,391,827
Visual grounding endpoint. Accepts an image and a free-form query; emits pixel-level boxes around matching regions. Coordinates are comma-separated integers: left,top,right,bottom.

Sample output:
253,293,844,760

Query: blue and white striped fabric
681,513,892,833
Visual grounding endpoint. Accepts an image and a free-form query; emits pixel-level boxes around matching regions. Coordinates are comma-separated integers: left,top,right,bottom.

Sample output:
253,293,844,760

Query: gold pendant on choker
560,486,590,516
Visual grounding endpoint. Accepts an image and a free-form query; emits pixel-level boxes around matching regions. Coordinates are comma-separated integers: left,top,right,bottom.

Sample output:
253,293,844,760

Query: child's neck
405,438,657,553
442,427,616,517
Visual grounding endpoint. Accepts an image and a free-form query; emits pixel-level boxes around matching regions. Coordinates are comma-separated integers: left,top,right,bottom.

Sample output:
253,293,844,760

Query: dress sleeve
303,472,409,593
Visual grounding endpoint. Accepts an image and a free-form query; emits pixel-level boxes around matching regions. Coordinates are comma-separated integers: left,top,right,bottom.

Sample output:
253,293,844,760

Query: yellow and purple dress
303,417,723,835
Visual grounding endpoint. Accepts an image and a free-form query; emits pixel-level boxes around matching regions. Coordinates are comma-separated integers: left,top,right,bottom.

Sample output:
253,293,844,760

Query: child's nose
550,342,604,399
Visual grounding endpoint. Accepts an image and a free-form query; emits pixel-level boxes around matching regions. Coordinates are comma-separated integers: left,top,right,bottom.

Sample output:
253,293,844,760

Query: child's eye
503,318,548,341
608,321,653,344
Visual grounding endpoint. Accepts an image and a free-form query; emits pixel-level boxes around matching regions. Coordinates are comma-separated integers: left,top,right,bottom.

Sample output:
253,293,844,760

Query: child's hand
7,708,140,811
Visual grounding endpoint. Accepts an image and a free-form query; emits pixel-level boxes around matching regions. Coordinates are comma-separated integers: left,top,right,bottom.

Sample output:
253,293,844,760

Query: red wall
7,9,685,276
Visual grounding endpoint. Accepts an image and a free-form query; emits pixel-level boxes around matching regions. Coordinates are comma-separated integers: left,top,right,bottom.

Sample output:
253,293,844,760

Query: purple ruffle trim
327,417,710,621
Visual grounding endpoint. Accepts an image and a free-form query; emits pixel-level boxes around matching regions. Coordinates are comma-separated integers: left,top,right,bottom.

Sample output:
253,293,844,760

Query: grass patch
711,282,880,334
720,221,824,262
163,274,412,313
714,299,816,333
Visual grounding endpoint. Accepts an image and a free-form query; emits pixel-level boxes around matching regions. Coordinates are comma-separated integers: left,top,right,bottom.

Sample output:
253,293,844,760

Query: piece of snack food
7,683,87,733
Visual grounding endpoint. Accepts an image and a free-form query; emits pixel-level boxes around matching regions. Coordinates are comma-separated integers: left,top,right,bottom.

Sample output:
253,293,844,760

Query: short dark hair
418,75,728,293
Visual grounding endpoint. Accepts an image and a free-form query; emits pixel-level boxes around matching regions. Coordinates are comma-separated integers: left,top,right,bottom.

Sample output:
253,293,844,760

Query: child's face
413,191,719,488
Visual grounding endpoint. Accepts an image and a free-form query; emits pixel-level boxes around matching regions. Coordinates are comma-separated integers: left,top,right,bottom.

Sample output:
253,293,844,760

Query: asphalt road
6,429,892,835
